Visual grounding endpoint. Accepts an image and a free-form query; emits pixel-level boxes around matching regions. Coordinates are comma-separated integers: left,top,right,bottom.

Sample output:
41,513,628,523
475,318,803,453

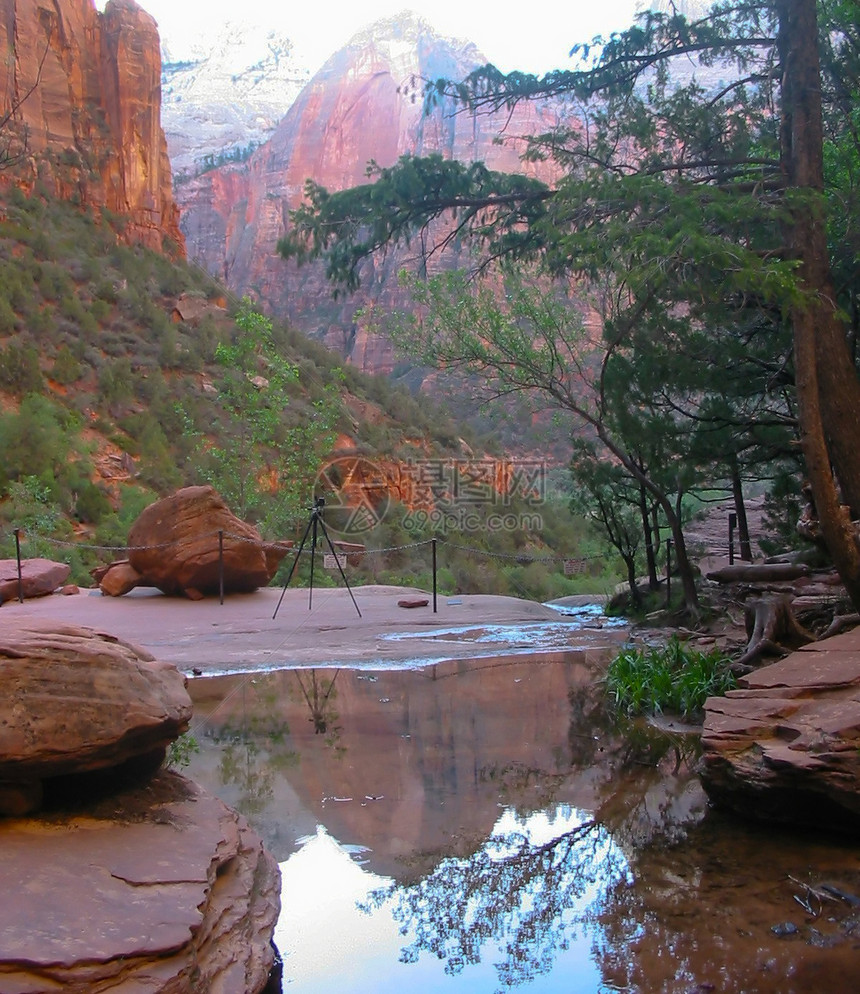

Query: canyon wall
177,14,565,374
0,0,182,253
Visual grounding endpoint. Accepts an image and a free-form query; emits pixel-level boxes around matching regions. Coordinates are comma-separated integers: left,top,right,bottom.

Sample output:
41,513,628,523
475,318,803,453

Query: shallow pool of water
185,653,859,993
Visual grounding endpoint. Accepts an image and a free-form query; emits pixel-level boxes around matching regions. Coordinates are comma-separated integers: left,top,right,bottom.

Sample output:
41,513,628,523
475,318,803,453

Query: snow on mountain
161,21,312,178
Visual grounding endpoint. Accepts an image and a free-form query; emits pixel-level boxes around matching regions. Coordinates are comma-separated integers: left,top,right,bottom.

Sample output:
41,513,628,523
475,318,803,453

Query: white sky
94,1,647,75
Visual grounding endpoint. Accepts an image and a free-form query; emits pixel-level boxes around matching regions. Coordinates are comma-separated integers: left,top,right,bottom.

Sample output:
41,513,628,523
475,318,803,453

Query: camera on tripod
273,493,361,619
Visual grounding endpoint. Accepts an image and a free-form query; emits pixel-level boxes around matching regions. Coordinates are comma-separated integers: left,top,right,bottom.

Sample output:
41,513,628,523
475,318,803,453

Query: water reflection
294,668,342,741
363,805,629,990
185,653,860,993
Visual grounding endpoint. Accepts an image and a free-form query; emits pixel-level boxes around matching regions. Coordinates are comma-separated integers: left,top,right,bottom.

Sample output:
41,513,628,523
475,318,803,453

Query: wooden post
14,529,23,603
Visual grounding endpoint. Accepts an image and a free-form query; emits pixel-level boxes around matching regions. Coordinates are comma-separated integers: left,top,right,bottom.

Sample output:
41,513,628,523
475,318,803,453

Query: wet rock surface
700,640,860,831
0,772,280,993
0,617,280,993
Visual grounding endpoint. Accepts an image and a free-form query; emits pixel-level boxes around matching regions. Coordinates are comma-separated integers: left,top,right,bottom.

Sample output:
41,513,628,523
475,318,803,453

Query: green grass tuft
606,636,736,718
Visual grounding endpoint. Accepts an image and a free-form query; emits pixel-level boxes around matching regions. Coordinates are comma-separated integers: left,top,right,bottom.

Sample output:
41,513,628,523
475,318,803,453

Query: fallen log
706,563,810,584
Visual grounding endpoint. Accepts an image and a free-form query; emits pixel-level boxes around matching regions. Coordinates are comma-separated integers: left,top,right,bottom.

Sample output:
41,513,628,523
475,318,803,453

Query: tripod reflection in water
294,669,342,736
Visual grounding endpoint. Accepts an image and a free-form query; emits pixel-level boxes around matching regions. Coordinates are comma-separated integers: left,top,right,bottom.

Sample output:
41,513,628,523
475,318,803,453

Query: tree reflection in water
188,661,859,992
361,805,630,990
211,680,296,816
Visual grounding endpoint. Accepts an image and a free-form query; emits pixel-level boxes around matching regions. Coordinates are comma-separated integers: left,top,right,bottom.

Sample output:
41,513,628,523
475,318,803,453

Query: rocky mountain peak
162,10,495,183
176,10,565,374
344,9,486,73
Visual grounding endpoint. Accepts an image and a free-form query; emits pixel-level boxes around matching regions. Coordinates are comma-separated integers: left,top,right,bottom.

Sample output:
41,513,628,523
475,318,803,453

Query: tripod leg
272,513,315,619
318,517,363,618
308,514,318,611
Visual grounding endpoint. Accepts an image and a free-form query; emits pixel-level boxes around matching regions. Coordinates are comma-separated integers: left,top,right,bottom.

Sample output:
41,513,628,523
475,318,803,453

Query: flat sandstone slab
701,641,860,831
0,772,280,992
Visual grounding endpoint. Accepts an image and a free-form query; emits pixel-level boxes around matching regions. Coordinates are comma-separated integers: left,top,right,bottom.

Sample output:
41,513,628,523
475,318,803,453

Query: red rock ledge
700,641,860,832
0,772,280,992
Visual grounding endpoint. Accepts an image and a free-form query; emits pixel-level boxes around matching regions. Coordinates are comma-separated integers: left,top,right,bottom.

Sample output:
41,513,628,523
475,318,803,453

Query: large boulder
0,620,192,814
0,771,280,993
700,640,860,832
118,485,291,598
0,558,70,603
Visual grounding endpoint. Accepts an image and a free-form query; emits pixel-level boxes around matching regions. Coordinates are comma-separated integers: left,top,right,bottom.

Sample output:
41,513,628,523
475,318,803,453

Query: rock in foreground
0,620,191,812
701,640,860,832
0,772,280,993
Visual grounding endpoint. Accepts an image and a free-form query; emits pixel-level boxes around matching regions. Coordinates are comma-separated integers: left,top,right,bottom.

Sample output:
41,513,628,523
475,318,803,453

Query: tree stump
733,595,816,672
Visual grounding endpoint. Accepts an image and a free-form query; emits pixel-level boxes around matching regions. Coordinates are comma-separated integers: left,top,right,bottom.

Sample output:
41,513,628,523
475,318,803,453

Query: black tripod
273,498,362,619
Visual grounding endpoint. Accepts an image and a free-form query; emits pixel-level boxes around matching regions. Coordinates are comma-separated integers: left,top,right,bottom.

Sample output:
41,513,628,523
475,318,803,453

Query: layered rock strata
0,772,280,992
701,638,860,832
0,618,191,812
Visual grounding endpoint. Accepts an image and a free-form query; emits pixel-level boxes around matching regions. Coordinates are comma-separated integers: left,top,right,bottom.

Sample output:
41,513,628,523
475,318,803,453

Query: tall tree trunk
778,0,860,609
638,476,659,589
624,553,642,607
731,465,753,561
596,425,700,613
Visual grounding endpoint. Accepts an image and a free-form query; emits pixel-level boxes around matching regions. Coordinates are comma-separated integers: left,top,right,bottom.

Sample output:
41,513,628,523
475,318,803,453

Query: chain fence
1,524,610,612
2,504,750,610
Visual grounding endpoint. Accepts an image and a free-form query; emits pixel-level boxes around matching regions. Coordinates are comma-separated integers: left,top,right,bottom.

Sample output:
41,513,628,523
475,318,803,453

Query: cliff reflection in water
186,653,860,994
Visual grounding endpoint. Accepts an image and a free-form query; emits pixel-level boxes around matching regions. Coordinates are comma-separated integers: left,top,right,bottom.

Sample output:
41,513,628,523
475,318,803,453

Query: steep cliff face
177,13,563,374
0,0,182,254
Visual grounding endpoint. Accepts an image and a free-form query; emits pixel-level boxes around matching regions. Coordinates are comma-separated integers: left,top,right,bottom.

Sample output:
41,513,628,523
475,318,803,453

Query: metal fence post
432,538,437,614
14,529,23,603
218,530,224,605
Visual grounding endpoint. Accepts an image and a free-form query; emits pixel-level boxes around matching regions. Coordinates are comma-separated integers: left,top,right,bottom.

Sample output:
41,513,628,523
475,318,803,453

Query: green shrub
0,343,43,394
167,732,200,769
97,357,134,410
73,481,112,524
24,307,55,340
94,483,157,550
0,394,74,491
606,636,736,718
0,294,17,333
0,475,73,559
36,261,73,301
51,345,82,384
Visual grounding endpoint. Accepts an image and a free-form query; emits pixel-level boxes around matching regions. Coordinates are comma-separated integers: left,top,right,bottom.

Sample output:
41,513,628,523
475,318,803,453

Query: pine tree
280,1,860,610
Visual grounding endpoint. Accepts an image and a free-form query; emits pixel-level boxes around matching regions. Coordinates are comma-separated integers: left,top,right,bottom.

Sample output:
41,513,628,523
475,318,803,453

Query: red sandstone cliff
177,14,564,374
0,0,182,254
